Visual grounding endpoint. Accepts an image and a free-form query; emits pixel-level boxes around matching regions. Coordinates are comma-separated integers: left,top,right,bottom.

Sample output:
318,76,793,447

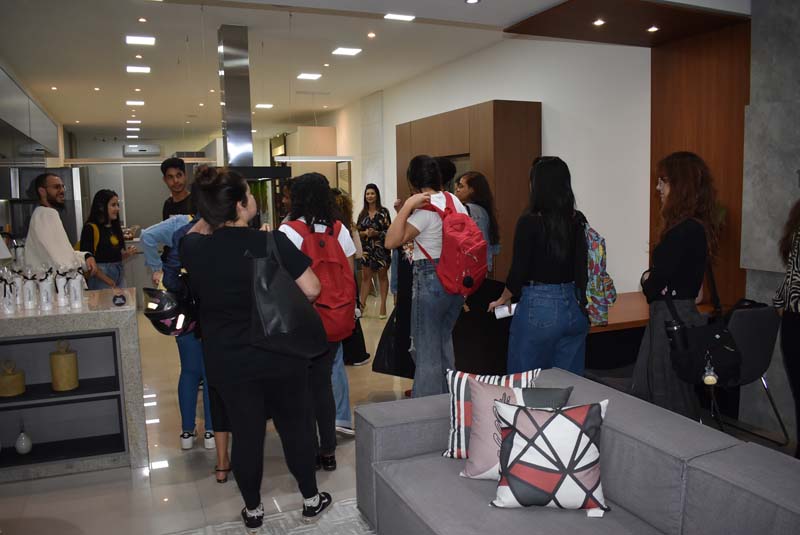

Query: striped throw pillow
443,368,540,459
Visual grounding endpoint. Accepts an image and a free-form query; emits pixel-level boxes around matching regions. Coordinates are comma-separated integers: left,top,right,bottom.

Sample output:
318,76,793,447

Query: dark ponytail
193,165,248,228
407,155,442,192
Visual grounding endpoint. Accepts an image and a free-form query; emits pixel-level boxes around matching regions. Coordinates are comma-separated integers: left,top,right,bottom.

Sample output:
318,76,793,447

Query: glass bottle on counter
38,265,54,311
22,268,38,310
55,265,70,308
68,265,84,310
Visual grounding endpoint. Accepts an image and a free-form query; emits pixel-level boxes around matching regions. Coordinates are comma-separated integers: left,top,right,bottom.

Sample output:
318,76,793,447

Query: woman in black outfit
180,167,332,531
775,198,800,458
80,189,136,290
631,151,718,420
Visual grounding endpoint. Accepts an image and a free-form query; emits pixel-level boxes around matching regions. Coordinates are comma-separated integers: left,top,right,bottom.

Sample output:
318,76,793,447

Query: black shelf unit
0,433,126,468
0,376,120,409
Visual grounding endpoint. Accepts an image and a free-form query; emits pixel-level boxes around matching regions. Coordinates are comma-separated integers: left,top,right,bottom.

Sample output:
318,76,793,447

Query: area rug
167,498,375,535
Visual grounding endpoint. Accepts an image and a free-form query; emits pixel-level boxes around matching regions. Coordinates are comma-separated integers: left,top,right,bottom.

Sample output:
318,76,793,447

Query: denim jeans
331,343,352,428
507,282,589,376
410,260,464,397
88,261,125,290
175,334,213,432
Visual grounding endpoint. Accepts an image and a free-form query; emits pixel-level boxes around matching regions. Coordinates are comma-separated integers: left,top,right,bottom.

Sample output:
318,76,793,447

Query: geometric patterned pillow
491,399,610,511
461,376,573,480
443,368,540,459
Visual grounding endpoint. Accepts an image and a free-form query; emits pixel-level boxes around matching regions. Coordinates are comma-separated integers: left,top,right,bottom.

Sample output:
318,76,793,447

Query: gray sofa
355,368,800,535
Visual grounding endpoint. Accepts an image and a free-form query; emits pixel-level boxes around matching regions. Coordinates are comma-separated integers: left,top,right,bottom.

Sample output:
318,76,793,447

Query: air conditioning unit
18,143,46,156
123,144,161,157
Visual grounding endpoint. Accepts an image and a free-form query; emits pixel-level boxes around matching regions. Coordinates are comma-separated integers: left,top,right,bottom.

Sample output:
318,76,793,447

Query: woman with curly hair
631,151,719,419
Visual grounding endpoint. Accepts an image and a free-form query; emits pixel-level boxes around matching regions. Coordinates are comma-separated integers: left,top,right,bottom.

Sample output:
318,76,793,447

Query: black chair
709,305,789,446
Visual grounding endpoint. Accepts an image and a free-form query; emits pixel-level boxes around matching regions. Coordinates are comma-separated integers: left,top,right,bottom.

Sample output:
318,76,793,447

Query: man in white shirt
25,173,97,275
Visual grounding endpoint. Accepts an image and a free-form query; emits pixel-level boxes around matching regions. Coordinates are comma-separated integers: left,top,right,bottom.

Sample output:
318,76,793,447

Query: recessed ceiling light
323,105,328,109
466,0,480,4
127,66,151,73
218,70,224,76
134,88,141,92
127,135,139,139
220,102,226,106
75,120,80,123
50,86,57,90
127,127,140,131
255,103,274,109
251,129,257,133
367,32,376,38
332,47,361,56
593,18,605,26
126,35,156,46
131,114,136,118
297,73,322,80
127,120,141,124
323,63,330,67
384,13,415,22
185,121,191,124
138,17,147,22
209,89,215,93
126,100,145,106
94,87,100,91
648,25,659,32
135,54,143,59
199,103,204,107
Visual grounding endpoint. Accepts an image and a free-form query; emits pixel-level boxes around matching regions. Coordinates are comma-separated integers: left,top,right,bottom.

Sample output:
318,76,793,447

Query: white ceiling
0,0,750,145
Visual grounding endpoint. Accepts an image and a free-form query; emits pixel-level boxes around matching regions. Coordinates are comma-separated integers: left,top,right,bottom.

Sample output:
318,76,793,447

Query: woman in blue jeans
489,157,589,375
386,155,469,397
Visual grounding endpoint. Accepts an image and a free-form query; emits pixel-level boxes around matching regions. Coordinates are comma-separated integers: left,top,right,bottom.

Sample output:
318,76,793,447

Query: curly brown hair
656,151,719,255
332,188,354,231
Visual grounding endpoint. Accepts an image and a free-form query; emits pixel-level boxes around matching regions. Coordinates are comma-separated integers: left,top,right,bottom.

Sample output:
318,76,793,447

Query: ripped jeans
410,259,464,397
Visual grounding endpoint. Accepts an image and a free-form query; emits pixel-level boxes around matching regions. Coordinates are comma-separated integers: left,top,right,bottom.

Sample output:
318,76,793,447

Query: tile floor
0,296,408,535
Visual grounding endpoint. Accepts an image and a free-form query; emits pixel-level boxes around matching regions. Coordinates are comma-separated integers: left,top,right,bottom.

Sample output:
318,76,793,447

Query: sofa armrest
355,394,450,528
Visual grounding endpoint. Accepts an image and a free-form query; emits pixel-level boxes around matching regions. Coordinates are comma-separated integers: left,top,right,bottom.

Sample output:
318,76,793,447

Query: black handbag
663,265,742,387
248,231,328,360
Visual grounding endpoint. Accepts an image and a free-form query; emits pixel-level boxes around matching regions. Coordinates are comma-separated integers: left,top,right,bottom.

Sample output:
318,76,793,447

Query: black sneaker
350,354,371,366
241,503,264,531
321,454,336,471
302,492,333,524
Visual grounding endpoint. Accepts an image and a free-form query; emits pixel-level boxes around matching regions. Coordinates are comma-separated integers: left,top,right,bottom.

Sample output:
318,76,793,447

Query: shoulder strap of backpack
285,219,311,239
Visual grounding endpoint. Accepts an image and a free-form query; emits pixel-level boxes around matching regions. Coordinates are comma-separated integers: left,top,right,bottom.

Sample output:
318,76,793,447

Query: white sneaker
336,425,355,437
204,431,215,450
180,430,196,450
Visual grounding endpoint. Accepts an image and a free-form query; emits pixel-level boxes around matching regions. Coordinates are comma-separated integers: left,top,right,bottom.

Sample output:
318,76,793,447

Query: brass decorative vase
0,360,25,397
50,340,79,392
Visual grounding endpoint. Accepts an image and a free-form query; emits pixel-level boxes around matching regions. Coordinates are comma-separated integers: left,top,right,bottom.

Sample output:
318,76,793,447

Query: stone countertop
0,288,148,472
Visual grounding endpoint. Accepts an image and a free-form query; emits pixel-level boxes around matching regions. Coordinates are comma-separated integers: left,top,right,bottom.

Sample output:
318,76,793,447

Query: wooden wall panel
492,101,543,278
651,22,750,307
396,122,411,200
409,107,470,158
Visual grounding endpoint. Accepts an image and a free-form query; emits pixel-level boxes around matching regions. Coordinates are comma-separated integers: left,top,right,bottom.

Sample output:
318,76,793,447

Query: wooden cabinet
395,100,542,278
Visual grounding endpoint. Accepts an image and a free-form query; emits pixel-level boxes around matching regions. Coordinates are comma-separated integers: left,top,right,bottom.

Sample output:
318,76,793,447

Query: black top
79,223,124,263
505,212,588,299
180,227,311,385
163,193,194,221
642,218,707,303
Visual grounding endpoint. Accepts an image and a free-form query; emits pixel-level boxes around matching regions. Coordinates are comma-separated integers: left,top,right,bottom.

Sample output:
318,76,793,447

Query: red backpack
285,220,356,342
415,192,488,298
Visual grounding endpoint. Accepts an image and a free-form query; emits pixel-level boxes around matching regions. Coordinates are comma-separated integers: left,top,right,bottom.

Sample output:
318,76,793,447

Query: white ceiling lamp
74,120,80,124
323,63,330,67
274,156,353,163
251,130,257,133
648,25,660,32
135,54,143,59
127,120,141,124
138,17,147,23
297,73,322,80
466,0,480,3
127,135,139,139
218,70,224,76
126,35,156,46
255,103,274,109
127,66,151,73
50,86,57,90
332,47,361,56
367,32,376,39
209,89,215,93
126,100,145,106
199,103,204,107
127,127,140,131
384,13,415,22
593,19,605,26
94,87,100,91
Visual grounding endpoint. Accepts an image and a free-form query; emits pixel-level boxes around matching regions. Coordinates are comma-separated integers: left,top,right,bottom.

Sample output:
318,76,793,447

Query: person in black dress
180,167,332,531
631,151,719,420
357,183,392,318
80,189,136,290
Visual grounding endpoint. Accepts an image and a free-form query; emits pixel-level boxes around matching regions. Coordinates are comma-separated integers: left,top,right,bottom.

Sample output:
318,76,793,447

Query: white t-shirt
278,217,357,258
407,192,468,261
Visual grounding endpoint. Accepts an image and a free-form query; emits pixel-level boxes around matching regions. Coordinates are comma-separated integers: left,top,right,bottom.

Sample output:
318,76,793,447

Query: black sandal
214,466,231,483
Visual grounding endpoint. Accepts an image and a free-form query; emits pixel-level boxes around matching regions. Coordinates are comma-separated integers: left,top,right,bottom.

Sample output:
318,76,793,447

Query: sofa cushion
683,442,800,535
374,453,663,535
530,368,740,535
462,376,573,480
492,400,609,510
444,369,539,459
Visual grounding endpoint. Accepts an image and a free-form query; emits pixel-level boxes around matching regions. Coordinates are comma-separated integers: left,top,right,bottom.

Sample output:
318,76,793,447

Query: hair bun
194,165,219,189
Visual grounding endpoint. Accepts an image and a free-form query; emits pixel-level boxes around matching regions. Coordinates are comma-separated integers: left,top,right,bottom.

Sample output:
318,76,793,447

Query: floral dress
358,207,392,270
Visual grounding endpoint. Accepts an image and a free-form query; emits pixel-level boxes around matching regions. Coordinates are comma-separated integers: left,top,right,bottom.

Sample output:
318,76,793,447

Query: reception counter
0,288,148,483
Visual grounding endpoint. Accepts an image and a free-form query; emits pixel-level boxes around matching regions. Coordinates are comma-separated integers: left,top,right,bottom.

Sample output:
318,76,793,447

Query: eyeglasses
47,184,65,191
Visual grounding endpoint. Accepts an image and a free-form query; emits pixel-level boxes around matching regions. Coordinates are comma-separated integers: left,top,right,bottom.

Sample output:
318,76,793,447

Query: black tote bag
249,231,328,360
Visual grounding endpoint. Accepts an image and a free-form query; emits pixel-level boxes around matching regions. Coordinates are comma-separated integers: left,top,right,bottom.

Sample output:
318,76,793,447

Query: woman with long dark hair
775,198,800,457
181,167,332,531
357,183,391,318
488,157,589,375
631,151,718,420
80,189,136,290
455,171,501,272
385,155,469,397
280,173,358,462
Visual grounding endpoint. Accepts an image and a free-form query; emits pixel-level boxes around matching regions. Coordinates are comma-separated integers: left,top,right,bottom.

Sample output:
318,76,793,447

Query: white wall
380,37,651,293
